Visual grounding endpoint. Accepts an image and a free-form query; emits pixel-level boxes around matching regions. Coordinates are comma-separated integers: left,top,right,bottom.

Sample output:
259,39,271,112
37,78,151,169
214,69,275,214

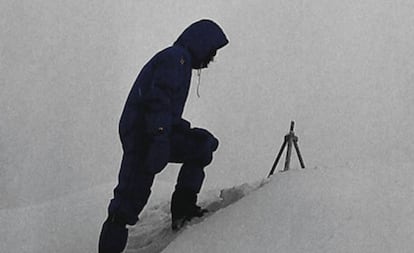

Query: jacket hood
174,19,229,69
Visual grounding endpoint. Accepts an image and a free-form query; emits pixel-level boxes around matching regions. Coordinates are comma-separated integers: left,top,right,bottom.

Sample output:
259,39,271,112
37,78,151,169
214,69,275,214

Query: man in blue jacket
99,19,228,253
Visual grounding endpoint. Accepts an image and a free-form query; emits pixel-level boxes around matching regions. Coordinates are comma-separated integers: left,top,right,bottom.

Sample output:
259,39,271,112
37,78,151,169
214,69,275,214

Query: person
98,19,228,253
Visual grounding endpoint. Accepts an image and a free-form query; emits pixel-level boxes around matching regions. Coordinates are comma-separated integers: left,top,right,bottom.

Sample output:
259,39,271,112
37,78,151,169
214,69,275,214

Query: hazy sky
1,0,413,208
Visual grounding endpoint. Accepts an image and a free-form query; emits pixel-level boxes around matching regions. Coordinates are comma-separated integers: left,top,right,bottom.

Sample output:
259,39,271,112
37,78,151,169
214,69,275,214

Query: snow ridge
125,179,269,253
163,164,414,253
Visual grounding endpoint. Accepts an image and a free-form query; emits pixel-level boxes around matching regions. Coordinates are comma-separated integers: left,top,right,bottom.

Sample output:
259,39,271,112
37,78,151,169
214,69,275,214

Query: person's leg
99,126,172,252
170,127,219,193
169,128,219,227
108,153,156,225
100,117,173,250
99,150,155,253
98,215,128,253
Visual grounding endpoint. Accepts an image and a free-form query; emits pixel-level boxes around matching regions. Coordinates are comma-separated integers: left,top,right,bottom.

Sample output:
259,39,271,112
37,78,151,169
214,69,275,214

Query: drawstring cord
196,69,202,98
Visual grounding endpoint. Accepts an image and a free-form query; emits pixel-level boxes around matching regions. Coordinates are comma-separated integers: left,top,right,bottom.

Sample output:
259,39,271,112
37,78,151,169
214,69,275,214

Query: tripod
268,121,305,177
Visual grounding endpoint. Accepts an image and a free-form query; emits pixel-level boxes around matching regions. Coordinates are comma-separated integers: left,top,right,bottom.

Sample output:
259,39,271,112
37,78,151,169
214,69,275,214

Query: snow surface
2,162,412,252
163,163,414,253
124,179,266,253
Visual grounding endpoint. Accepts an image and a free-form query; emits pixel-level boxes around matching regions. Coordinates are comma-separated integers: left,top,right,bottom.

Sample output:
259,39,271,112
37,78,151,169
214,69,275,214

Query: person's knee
192,128,219,153
198,152,213,166
191,128,218,166
207,134,219,152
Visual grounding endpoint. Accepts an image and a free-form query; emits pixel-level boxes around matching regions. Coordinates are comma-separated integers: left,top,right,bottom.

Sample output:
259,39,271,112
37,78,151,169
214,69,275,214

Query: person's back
99,19,228,253
118,45,192,150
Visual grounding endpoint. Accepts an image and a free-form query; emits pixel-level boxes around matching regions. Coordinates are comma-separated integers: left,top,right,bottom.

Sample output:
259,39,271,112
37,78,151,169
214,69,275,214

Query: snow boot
98,215,129,253
170,189,208,230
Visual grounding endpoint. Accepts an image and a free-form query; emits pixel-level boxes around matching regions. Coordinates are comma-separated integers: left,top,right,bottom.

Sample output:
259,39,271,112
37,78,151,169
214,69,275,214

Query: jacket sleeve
144,52,181,135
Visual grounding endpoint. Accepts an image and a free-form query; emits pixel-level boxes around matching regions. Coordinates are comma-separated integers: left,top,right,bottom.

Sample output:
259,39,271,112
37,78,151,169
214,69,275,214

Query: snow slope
0,173,265,253
0,182,113,253
124,180,267,253
1,162,412,252
163,163,414,253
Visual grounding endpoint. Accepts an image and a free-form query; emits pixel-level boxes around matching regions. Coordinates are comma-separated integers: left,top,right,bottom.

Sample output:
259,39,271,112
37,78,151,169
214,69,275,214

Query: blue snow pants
108,126,219,225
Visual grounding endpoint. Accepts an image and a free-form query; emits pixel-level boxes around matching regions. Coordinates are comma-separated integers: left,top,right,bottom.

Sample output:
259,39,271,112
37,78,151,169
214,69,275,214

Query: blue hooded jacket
119,20,228,148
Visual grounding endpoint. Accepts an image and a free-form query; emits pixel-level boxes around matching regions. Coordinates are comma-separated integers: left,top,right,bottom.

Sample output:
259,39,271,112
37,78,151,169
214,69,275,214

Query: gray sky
1,0,413,208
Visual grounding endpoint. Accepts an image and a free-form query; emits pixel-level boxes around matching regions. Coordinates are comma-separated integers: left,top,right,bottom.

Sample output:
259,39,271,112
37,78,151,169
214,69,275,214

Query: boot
98,215,128,253
170,189,208,230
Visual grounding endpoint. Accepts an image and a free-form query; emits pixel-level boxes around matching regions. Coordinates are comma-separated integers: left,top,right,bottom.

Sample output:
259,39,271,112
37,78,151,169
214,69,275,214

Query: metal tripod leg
283,135,293,171
267,139,287,178
293,138,305,168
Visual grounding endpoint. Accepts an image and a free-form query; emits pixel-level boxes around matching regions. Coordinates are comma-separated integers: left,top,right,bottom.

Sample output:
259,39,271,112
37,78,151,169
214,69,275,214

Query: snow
0,183,113,253
163,163,414,253
2,0,414,252
124,180,267,253
2,163,412,252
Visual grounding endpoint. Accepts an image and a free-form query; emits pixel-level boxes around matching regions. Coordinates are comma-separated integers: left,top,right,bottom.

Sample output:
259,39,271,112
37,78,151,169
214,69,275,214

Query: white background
1,0,413,251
